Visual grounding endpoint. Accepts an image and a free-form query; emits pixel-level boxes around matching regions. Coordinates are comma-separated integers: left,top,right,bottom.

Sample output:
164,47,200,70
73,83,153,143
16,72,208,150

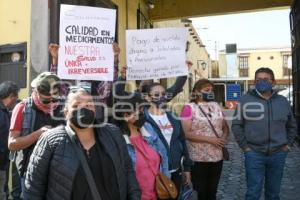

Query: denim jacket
124,122,171,178
143,108,193,172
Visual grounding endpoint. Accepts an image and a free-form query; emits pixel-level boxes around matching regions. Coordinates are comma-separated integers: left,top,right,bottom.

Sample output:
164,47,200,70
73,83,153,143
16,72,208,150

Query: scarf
32,90,59,116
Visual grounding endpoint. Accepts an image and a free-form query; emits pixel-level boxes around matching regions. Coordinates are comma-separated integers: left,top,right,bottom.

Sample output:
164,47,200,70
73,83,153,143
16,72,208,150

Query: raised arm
165,61,192,101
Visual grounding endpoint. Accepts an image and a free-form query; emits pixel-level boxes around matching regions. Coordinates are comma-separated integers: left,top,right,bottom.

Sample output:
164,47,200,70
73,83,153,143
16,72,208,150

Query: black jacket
24,124,141,200
0,101,9,170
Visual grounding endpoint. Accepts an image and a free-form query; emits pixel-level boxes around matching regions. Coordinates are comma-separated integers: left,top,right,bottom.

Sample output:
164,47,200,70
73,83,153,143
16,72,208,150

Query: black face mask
152,96,167,109
70,108,95,129
133,113,146,128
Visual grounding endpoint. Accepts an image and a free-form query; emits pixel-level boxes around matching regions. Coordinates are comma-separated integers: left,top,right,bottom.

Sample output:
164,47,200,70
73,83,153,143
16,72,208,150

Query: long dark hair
191,79,214,103
114,95,144,136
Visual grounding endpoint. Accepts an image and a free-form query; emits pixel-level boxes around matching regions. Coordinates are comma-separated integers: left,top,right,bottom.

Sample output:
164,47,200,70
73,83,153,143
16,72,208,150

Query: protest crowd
0,5,297,200
0,41,297,200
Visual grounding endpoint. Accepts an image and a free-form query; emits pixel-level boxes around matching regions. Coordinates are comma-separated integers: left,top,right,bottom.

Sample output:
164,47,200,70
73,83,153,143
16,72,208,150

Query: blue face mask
201,92,215,102
255,80,273,93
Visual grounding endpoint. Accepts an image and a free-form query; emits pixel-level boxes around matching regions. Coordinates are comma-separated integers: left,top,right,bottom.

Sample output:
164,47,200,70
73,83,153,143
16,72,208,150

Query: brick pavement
217,135,300,200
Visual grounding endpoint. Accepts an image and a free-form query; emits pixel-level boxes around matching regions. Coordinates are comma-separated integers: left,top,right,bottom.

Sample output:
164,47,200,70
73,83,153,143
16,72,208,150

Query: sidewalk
217,135,300,200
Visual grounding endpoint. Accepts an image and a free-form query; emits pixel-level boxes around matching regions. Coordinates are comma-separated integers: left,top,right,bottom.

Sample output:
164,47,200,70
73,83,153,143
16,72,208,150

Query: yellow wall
248,51,285,80
0,0,31,99
218,49,289,80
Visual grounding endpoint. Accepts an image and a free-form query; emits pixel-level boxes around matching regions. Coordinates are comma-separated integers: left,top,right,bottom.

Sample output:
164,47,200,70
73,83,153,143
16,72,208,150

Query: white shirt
149,113,174,146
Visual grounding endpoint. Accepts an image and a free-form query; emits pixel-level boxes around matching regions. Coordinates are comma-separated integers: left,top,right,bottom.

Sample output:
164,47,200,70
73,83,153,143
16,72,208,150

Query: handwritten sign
126,28,188,80
58,4,116,81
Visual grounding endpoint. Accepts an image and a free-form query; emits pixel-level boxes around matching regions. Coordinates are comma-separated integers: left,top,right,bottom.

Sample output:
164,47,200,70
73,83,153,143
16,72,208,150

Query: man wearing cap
8,72,65,191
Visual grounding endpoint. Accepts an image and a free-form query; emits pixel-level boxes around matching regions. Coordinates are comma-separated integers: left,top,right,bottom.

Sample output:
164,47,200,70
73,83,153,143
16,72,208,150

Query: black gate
290,0,300,141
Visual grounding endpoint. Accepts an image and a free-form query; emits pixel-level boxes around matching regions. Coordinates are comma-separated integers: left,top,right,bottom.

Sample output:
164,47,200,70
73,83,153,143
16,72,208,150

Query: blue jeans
244,150,288,200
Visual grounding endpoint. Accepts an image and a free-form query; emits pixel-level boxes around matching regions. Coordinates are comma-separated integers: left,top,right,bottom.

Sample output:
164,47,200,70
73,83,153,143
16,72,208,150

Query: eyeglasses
40,98,59,104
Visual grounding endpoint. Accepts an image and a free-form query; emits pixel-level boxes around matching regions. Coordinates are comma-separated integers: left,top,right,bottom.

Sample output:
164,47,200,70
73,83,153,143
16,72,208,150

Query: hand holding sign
113,42,121,57
49,44,60,65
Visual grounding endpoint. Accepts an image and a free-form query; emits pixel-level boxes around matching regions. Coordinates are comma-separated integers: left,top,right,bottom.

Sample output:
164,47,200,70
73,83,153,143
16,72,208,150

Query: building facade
1,1,209,106
211,46,292,108
218,47,292,90
0,0,31,98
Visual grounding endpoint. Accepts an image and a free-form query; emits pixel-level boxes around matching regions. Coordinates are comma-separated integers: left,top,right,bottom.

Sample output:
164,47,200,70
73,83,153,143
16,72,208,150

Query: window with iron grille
239,56,248,69
0,43,27,88
239,56,249,77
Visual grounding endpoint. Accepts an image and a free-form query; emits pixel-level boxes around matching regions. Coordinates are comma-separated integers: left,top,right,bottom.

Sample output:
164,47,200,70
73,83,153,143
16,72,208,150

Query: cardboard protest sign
58,4,116,81
126,28,188,80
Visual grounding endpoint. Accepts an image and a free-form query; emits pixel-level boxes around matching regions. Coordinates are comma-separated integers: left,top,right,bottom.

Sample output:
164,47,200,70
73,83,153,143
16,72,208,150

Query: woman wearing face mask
180,79,230,200
24,88,141,200
143,82,193,199
115,95,170,200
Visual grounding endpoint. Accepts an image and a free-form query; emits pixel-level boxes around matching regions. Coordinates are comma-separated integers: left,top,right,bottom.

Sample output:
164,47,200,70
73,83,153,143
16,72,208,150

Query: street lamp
195,60,208,79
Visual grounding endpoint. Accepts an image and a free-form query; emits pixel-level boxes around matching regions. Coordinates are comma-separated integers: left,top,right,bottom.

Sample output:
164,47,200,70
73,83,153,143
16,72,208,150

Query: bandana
32,90,59,116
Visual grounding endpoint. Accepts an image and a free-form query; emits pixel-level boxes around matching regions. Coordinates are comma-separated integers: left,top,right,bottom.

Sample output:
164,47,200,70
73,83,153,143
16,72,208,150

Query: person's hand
34,126,51,140
183,172,192,185
221,135,229,145
113,42,121,57
243,146,252,152
121,66,127,79
186,60,193,70
49,43,59,59
208,137,226,148
281,145,291,152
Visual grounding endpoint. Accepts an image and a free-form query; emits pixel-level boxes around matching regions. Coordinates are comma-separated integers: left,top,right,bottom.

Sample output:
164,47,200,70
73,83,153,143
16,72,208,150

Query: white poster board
58,4,116,81
126,28,188,80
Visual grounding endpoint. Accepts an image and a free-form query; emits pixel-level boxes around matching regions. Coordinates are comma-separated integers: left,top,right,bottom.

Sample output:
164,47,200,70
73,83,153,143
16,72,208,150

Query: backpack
11,97,36,177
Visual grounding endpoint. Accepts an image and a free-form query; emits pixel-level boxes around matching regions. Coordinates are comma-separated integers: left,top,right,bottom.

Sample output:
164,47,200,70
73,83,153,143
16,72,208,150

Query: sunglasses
40,97,59,104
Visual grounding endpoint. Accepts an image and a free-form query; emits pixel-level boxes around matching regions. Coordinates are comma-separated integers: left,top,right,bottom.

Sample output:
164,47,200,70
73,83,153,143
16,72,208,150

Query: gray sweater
232,90,297,154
